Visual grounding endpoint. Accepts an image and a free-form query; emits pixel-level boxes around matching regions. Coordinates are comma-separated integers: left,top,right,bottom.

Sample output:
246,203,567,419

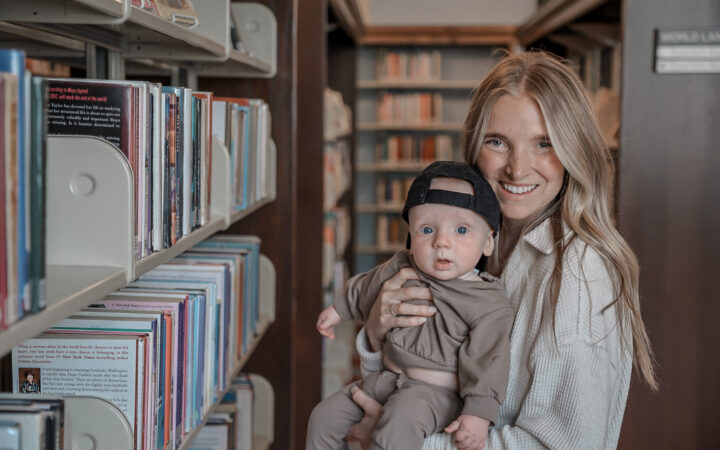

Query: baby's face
408,177,494,280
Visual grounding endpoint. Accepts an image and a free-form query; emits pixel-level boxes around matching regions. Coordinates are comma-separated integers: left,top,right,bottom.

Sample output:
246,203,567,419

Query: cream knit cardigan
357,218,632,449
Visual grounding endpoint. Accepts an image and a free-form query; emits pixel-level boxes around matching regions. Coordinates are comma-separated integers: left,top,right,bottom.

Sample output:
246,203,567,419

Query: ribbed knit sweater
357,218,633,449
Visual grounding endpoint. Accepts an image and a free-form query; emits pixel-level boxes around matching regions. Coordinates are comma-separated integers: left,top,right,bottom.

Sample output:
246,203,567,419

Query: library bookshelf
0,1,279,448
354,45,498,271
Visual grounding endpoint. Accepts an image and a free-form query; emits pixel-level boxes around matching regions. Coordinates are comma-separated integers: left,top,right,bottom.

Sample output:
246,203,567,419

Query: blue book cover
0,50,29,317
193,238,260,343
235,105,251,210
195,294,206,425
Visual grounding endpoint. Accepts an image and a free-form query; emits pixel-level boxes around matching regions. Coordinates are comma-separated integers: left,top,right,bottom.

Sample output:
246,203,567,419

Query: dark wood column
199,1,326,448
618,0,720,447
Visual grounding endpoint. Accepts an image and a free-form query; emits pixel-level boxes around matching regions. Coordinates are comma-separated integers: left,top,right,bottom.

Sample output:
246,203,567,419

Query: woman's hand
347,387,383,449
365,267,435,351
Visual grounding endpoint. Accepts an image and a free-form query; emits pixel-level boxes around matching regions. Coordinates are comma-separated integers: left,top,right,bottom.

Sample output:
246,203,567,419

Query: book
2,72,19,327
12,333,147,449
29,77,47,314
154,0,199,28
0,49,29,321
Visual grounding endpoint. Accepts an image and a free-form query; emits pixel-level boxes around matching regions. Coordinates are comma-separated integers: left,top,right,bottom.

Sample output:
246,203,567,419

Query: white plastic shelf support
0,0,131,25
211,136,277,229
193,2,276,78
250,374,275,450
0,393,133,450
259,254,276,324
46,135,134,280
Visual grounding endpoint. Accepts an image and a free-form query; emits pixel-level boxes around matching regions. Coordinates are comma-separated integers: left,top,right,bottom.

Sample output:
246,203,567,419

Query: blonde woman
347,51,658,449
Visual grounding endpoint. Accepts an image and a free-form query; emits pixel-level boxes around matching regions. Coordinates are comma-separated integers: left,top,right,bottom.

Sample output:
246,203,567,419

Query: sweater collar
521,218,573,255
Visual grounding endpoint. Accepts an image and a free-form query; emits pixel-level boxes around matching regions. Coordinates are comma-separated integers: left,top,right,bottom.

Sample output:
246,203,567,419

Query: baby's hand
316,305,342,339
444,414,490,450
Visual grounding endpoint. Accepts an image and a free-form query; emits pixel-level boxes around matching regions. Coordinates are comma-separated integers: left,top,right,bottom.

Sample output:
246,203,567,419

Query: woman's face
475,93,565,224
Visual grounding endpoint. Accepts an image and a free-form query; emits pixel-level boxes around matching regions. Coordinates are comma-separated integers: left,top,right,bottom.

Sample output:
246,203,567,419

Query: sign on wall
655,28,720,74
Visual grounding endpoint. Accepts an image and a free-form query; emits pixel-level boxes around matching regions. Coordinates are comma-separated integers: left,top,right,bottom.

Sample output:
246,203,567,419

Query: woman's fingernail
418,317,427,323
428,307,437,314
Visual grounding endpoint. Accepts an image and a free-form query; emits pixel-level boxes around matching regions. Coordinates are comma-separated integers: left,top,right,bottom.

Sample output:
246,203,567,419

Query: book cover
3,73,19,327
0,76,7,329
11,334,145,442
29,77,47,313
0,50,29,319
154,0,199,28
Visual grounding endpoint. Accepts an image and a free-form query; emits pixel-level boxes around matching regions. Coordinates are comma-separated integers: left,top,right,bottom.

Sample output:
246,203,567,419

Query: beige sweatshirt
335,249,514,423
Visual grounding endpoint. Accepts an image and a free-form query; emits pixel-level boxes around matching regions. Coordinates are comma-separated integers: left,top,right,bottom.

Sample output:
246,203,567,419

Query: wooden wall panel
199,1,326,448
617,0,720,447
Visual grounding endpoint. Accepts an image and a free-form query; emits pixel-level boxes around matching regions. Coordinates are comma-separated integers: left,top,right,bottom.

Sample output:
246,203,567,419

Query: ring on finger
390,302,399,317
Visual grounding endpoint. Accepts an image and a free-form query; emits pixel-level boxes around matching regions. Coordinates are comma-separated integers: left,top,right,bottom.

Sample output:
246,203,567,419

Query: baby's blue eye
456,226,468,235
421,226,433,234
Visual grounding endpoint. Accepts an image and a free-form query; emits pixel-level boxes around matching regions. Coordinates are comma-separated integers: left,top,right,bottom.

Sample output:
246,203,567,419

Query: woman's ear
482,232,495,257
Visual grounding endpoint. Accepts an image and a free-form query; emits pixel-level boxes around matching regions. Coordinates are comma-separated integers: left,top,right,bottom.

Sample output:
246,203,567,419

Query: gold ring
390,302,399,317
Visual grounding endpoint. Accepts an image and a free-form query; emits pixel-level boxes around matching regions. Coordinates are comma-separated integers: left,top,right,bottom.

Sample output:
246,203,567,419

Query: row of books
375,176,414,206
0,397,65,449
322,208,350,292
375,49,442,81
0,48,272,333
376,214,408,249
212,97,272,210
323,140,352,211
132,0,200,28
376,134,455,163
11,235,264,450
189,374,256,450
323,88,352,141
0,50,48,330
377,92,443,123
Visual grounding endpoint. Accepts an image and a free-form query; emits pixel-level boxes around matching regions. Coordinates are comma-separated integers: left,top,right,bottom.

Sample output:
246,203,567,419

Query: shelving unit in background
0,1,279,447
353,45,503,273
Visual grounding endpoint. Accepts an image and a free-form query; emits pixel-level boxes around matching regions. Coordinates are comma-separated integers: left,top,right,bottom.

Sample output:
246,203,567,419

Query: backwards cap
402,161,501,272
402,161,501,231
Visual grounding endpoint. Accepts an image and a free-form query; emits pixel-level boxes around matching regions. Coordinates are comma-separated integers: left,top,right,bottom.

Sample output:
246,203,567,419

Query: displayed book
154,0,199,29
11,333,148,449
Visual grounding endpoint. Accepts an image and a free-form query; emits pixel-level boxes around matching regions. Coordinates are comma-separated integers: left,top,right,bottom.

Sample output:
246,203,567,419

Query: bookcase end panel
230,2,278,78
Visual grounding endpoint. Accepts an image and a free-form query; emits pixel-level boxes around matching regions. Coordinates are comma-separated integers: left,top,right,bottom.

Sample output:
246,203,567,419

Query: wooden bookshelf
356,162,429,172
357,121,464,131
357,79,478,90
356,244,404,254
356,203,404,213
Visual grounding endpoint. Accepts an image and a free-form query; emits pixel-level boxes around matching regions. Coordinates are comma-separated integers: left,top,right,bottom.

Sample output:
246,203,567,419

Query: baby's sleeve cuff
356,326,384,376
461,395,500,425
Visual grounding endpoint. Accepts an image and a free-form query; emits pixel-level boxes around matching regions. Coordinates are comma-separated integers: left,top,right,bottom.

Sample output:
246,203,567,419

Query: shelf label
655,28,720,74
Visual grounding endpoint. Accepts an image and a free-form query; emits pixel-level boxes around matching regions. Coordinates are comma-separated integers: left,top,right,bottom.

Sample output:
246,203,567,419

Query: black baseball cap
402,161,501,272
402,161,501,232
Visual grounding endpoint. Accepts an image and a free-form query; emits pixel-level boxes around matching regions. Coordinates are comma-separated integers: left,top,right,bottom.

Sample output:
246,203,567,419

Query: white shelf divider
46,135,134,280
0,393,134,449
0,0,131,25
250,373,275,450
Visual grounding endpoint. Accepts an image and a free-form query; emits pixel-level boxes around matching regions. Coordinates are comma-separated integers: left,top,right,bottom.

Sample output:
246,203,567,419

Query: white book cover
11,334,142,441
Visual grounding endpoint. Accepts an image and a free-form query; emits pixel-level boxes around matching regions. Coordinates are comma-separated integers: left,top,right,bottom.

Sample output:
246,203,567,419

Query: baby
307,161,514,450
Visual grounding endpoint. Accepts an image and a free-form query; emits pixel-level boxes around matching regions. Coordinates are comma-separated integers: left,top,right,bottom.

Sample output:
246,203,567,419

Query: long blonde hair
465,51,658,390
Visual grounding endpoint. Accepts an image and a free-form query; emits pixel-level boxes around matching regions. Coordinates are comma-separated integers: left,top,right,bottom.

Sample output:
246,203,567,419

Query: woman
348,51,658,449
